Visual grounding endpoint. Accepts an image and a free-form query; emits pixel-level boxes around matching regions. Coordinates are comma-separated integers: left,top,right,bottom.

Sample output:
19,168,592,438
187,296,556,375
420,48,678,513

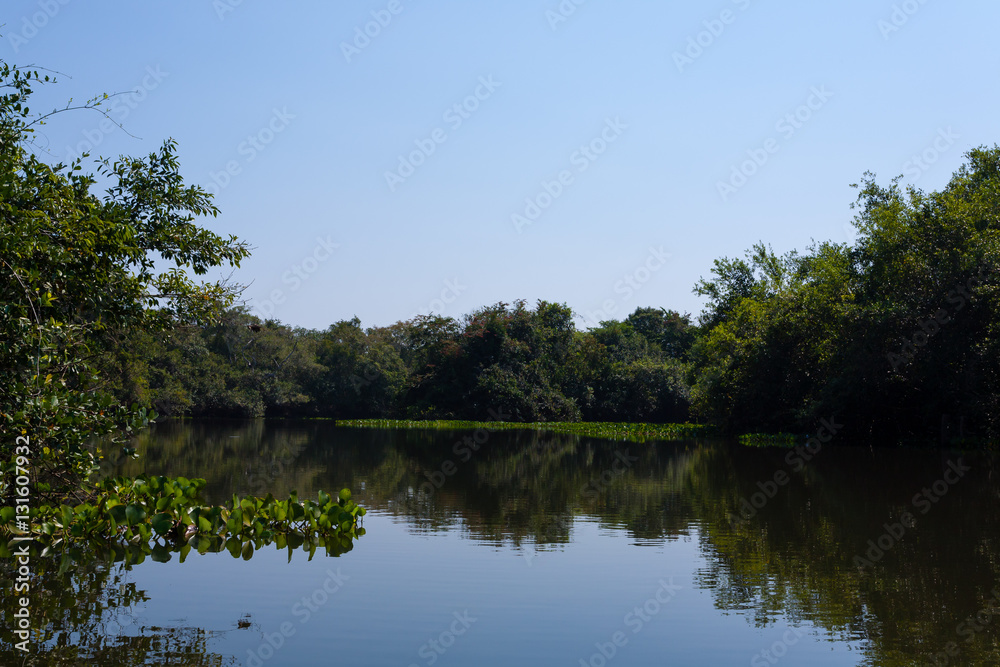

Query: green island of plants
737,433,802,447
336,419,709,442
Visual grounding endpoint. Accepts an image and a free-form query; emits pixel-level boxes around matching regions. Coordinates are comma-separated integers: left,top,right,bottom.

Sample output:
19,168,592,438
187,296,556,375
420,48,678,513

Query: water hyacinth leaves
336,419,708,442
0,473,364,557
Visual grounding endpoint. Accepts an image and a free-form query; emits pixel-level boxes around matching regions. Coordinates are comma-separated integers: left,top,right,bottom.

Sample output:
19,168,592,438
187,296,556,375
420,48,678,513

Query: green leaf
150,514,173,535
151,545,172,563
108,504,127,524
226,537,242,558
190,535,210,554
124,504,146,526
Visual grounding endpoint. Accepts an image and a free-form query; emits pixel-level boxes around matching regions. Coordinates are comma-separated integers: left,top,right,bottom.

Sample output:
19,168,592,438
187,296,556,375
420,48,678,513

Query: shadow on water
4,419,1000,665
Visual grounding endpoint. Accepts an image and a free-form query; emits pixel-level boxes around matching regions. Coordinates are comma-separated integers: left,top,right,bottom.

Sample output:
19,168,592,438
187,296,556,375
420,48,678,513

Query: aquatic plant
335,419,709,442
0,475,364,556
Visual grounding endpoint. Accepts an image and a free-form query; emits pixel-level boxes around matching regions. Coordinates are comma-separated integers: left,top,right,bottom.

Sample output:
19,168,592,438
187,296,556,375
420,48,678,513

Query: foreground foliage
0,60,361,549
0,476,364,552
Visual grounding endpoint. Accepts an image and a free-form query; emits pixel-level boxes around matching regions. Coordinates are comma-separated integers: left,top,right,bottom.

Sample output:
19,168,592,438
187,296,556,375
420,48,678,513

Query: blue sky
5,1,997,329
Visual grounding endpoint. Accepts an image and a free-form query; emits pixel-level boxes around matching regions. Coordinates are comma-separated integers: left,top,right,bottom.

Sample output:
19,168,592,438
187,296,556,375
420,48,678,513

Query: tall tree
0,62,249,499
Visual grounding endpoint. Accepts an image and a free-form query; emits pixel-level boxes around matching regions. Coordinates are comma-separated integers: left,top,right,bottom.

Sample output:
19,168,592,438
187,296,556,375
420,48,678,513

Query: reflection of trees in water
0,532,356,665
351,428,703,547
105,420,329,503
686,444,1000,666
0,547,238,666
331,427,1000,665
109,420,1000,665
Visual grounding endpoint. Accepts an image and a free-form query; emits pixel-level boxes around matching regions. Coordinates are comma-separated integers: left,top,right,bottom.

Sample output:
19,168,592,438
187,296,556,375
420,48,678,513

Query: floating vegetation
0,475,364,557
335,420,709,442
737,433,801,447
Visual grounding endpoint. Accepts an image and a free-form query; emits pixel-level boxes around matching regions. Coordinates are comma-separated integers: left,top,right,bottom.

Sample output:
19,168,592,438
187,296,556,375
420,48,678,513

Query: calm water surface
4,420,1000,666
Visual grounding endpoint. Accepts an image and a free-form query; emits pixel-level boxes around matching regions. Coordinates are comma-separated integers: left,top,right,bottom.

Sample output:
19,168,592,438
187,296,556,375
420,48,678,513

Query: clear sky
5,1,997,330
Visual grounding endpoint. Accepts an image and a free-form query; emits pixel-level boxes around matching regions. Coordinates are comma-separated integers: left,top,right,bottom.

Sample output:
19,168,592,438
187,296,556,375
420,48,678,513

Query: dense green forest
106,303,695,424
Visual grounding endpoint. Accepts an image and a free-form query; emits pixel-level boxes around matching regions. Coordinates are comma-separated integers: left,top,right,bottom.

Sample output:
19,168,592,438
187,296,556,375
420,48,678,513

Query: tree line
107,303,696,425
108,147,1000,444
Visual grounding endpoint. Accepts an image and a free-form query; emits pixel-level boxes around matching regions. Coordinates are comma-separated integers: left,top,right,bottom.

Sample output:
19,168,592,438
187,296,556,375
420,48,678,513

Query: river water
3,420,999,666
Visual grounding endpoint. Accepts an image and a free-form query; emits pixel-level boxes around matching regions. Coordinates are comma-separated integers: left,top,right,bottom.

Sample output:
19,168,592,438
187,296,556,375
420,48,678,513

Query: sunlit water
3,420,999,666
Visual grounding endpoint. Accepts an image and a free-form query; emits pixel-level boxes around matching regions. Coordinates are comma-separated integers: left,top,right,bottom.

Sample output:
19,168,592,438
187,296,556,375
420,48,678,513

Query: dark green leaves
125,504,146,526
1,472,365,557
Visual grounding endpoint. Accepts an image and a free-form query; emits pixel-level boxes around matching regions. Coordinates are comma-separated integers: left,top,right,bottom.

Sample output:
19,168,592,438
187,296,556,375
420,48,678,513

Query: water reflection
0,531,358,665
6,420,1000,665
0,543,240,666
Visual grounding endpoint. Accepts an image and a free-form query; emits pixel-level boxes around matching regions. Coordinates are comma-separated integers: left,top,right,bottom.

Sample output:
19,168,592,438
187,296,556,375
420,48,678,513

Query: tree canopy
690,149,1000,442
0,62,250,499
